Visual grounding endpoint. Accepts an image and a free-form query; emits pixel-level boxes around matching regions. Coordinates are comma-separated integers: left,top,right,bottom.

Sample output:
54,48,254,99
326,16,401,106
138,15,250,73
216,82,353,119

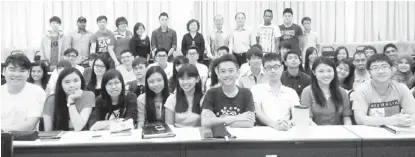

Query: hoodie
40,30,68,65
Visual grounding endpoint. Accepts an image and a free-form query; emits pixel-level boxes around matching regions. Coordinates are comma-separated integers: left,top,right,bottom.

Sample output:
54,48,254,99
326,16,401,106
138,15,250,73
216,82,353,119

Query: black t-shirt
202,86,255,117
278,23,303,53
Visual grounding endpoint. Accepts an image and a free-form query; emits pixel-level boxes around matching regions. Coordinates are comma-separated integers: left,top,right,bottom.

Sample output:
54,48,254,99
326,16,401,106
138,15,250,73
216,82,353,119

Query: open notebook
382,125,415,135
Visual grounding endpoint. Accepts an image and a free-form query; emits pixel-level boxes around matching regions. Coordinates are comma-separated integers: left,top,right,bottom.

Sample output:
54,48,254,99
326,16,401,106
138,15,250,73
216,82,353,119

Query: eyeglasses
156,55,167,58
370,64,391,72
264,64,283,71
106,81,121,87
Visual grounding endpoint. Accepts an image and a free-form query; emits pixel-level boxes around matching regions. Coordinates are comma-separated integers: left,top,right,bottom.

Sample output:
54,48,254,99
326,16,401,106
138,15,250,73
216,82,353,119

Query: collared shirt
148,62,174,79
251,83,300,122
206,29,230,56
238,68,267,89
116,64,135,83
353,70,371,90
280,71,311,96
69,29,93,59
230,27,253,54
151,27,177,51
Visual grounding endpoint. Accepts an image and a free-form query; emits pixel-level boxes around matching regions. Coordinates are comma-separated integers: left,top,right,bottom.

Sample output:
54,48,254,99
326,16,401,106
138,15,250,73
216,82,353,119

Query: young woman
129,22,151,59
86,56,111,97
165,64,203,127
301,57,352,125
304,47,318,76
126,57,148,97
334,46,349,63
47,60,72,95
90,69,138,128
392,55,415,88
43,68,95,131
27,61,49,90
204,57,221,92
363,45,377,59
181,19,205,63
137,66,170,127
336,59,355,91
168,56,189,93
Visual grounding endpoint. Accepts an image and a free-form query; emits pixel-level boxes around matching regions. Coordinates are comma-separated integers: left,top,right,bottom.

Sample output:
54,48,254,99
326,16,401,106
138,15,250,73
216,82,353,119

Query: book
142,123,176,139
38,131,64,140
110,119,134,137
382,125,415,135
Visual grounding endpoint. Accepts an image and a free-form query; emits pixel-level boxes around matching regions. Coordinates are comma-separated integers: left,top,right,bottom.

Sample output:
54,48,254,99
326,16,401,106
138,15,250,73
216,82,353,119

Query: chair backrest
321,46,336,62
356,45,366,54
1,132,13,157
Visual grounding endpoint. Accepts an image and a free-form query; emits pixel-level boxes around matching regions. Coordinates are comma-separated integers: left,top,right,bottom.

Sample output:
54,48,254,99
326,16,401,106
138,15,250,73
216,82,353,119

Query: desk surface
344,125,415,140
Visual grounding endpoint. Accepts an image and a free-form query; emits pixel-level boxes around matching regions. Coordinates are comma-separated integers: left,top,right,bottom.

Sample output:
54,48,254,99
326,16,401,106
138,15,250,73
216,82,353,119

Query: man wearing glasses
116,50,136,83
352,53,415,127
62,48,85,73
186,46,208,88
251,53,299,130
148,48,173,79
353,51,371,89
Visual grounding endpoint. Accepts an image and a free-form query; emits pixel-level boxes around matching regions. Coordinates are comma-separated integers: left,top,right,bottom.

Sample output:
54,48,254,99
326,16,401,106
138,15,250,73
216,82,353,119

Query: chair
355,45,366,54
1,132,13,157
321,46,336,62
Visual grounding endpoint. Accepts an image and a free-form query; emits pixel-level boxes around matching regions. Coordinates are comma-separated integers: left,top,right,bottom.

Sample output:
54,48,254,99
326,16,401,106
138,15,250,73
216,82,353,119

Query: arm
137,95,146,128
229,31,234,54
39,37,47,60
42,96,54,131
68,92,95,131
108,45,120,65
275,37,280,54
146,37,151,60
201,109,236,127
170,31,177,56
151,31,157,52
400,84,415,125
2,118,40,132
165,108,175,125
90,34,96,53
342,89,352,125
229,89,256,128
181,35,187,55
315,33,321,52
205,33,212,57
125,93,138,121
129,39,137,57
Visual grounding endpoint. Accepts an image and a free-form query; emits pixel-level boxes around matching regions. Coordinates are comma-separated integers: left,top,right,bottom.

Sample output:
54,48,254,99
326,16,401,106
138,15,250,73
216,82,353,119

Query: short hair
214,15,224,21
120,50,133,56
56,60,72,69
115,16,128,27
217,46,229,53
246,47,263,60
283,8,293,15
155,48,168,56
263,9,273,16
88,53,99,61
49,16,61,24
187,45,199,53
235,12,246,19
96,15,107,23
63,48,79,56
279,42,292,50
353,51,367,59
383,43,398,54
251,44,263,51
283,51,301,61
216,54,239,69
159,12,169,19
366,53,394,70
262,53,282,65
132,57,148,67
301,17,311,24
4,54,31,70
363,45,378,54
186,19,200,32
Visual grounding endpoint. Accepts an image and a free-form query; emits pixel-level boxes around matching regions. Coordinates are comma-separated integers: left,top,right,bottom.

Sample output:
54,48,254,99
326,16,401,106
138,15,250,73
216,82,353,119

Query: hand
390,114,412,127
206,51,213,59
67,90,83,103
114,60,121,66
273,119,291,131
168,49,174,56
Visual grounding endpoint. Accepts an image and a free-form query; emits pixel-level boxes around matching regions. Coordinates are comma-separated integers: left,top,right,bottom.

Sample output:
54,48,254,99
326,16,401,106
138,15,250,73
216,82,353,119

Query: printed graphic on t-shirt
217,106,241,117
281,29,296,40
97,37,111,53
368,100,400,117
259,27,275,52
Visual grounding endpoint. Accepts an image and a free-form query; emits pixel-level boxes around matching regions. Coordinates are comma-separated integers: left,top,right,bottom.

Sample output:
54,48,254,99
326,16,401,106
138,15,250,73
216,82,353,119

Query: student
392,54,415,88
363,45,377,59
215,46,231,59
278,42,292,61
1,54,46,131
252,53,299,130
335,46,349,63
90,69,138,127
304,47,318,76
353,53,415,127
151,12,177,61
43,67,95,131
62,48,85,73
168,56,189,93
83,53,99,84
90,15,119,67
256,9,280,54
127,57,148,97
238,47,267,89
86,56,111,97
353,51,371,89
165,64,203,127
278,8,303,54
114,17,133,60
337,59,355,91
229,12,254,66
383,43,399,63
301,17,320,62
206,15,230,59
204,57,221,92
148,48,174,79
27,61,49,90
201,54,255,128
40,16,67,66
182,19,206,63
116,50,135,83
129,22,151,59
281,51,311,96
186,46,209,89
137,66,170,127
46,60,73,95
67,16,93,60
301,57,352,125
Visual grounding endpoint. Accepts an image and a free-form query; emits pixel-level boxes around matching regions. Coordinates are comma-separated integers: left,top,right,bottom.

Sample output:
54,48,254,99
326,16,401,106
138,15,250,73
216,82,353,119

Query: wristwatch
67,102,75,107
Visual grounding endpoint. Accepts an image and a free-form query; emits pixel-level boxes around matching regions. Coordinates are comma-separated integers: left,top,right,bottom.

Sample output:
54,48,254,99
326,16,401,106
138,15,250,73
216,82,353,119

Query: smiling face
4,64,30,86
189,21,198,32
178,73,199,93
136,25,145,36
93,59,107,77
364,49,376,59
105,78,122,97
397,58,411,73
133,64,146,79
147,72,165,94
263,60,284,81
216,61,239,86
336,63,350,80
354,53,367,71
314,63,335,85
369,61,392,83
97,19,107,29
384,47,398,61
30,66,44,81
337,49,348,61
120,52,133,65
308,50,318,64
61,72,82,95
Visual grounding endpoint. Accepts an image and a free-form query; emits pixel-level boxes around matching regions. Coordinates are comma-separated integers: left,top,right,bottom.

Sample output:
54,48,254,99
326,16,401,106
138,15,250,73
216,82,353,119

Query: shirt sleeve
125,92,138,121
341,89,352,117
244,89,255,112
81,91,96,108
172,30,177,50
300,87,314,118
90,33,97,43
250,86,261,104
109,33,116,46
202,88,215,111
351,86,369,114
42,95,55,117
28,88,46,118
137,94,146,125
164,94,176,111
297,25,304,36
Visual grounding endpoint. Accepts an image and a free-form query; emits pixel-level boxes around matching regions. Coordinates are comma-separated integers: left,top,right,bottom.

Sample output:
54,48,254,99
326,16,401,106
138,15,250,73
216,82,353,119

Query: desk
345,125,415,157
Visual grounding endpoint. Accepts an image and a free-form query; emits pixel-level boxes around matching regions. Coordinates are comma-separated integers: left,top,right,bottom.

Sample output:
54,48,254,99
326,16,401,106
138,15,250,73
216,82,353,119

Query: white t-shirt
116,65,135,83
256,24,280,53
195,63,208,85
302,31,319,58
164,93,201,127
1,83,46,130
148,62,173,79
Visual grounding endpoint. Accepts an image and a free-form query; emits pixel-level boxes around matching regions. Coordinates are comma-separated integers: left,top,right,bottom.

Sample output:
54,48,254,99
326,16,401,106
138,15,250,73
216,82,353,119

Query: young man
353,51,371,89
151,12,177,62
215,46,231,59
201,54,255,128
278,42,292,61
278,8,303,55
280,51,311,96
148,48,173,79
383,43,399,63
67,16,93,60
1,54,46,131
300,17,320,63
126,57,148,97
256,9,281,54
238,47,267,89
353,53,415,127
187,46,209,87
114,17,133,60
90,15,119,67
229,12,254,66
62,48,85,73
40,16,67,67
116,50,136,83
251,53,299,130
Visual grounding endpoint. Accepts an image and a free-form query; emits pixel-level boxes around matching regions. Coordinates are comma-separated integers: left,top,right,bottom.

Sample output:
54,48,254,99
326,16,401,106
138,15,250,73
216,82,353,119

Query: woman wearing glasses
86,56,111,98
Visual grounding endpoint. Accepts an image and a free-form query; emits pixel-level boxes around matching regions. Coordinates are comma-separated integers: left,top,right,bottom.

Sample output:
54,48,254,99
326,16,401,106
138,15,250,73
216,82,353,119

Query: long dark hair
145,66,170,123
132,22,146,40
101,69,126,118
175,64,202,114
304,47,318,75
87,56,110,91
169,56,189,93
334,46,349,63
27,61,49,90
54,67,86,130
337,59,355,90
209,57,221,87
311,57,343,112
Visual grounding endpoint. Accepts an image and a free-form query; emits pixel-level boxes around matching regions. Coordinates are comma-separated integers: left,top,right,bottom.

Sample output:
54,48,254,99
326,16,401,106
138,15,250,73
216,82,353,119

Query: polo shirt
238,68,267,89
280,70,311,96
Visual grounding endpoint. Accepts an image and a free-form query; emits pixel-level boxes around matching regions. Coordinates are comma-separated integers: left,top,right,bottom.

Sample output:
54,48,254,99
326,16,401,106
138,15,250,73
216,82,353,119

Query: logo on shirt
281,30,296,40
97,37,111,53
369,100,399,108
217,106,241,117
